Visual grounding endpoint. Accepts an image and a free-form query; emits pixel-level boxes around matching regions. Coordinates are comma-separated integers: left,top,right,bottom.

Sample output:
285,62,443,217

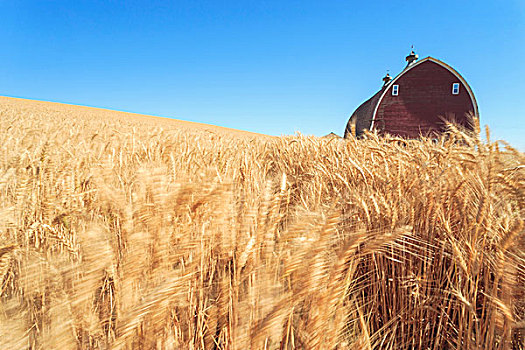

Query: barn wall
375,61,475,138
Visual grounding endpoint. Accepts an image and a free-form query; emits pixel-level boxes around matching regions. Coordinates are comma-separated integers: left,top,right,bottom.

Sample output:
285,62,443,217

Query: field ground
0,96,524,349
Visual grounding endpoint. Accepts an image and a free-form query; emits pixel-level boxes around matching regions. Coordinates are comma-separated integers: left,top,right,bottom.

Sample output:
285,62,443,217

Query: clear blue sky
1,1,524,149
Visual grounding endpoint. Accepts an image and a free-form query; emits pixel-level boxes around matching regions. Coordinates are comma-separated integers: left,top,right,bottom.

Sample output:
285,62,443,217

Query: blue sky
1,1,524,149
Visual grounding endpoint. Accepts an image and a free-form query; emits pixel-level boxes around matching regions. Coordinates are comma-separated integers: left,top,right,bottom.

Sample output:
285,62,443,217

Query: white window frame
452,83,460,95
392,84,399,96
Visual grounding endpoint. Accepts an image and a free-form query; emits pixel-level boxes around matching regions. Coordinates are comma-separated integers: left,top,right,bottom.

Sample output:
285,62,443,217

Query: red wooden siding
375,61,475,138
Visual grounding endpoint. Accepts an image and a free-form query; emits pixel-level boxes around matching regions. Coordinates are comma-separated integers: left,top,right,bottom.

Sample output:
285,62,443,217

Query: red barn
344,51,478,138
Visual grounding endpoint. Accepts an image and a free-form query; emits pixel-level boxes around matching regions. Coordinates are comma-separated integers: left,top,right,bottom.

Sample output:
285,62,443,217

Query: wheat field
0,96,523,349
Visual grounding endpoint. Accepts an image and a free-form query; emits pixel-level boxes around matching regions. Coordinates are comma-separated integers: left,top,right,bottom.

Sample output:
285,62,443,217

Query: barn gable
345,53,478,139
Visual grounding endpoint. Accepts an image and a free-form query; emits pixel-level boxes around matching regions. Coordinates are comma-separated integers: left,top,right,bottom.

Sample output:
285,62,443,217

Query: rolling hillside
0,96,271,140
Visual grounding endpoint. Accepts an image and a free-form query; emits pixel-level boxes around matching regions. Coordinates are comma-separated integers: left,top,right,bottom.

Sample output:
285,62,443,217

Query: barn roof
322,132,342,139
344,89,382,138
344,56,479,138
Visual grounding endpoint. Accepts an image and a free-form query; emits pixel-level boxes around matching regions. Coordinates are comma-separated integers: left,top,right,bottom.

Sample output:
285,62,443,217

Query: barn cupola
382,72,392,86
405,50,418,66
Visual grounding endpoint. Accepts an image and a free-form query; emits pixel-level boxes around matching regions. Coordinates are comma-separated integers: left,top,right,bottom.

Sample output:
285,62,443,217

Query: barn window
452,83,460,95
392,85,399,96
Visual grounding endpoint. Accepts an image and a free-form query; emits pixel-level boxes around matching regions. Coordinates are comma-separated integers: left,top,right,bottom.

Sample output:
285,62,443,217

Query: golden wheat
0,96,524,349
